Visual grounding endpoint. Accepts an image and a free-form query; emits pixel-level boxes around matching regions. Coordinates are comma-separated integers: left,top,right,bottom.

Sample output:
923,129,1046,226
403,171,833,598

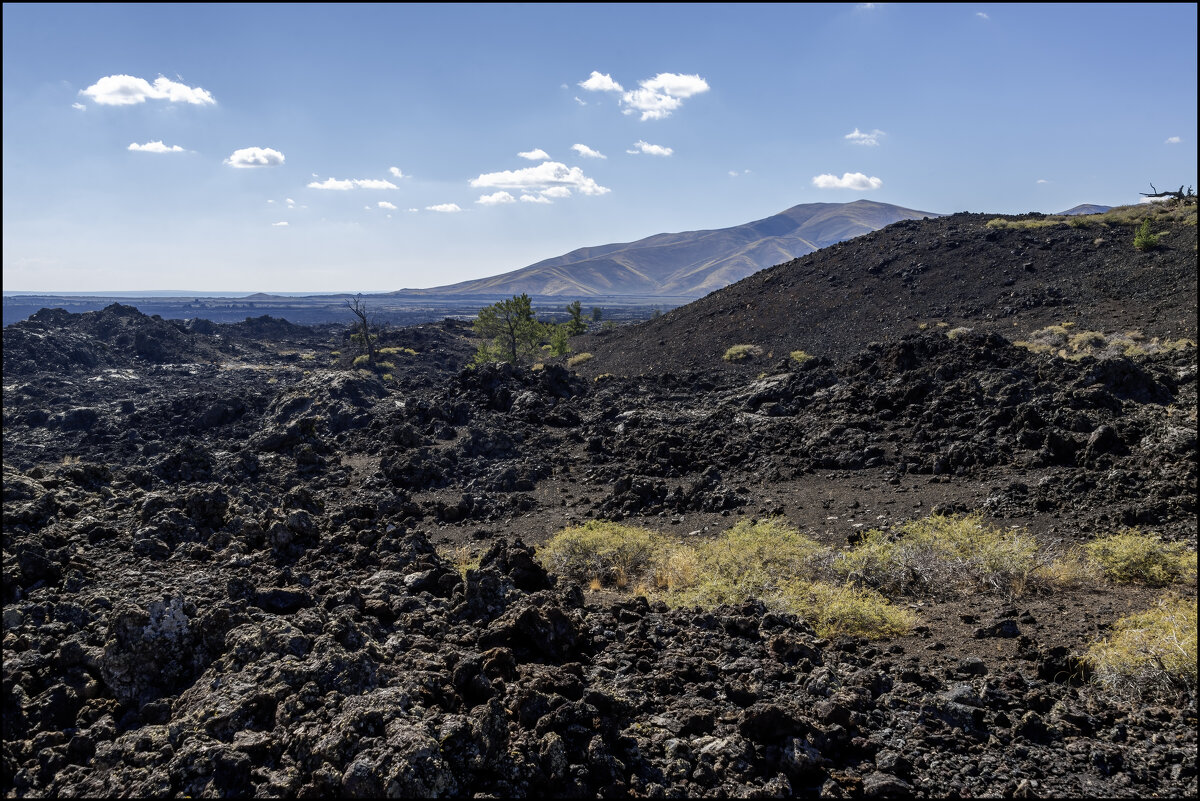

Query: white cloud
378,201,398,210
225,147,285,168
541,186,572,198
272,221,289,227
1036,179,1050,184
476,191,517,205
811,172,883,190
389,166,405,178
286,198,296,207
580,71,710,120
426,203,462,213
622,73,709,120
470,161,610,196
307,177,399,190
71,102,86,111
128,140,185,153
518,148,551,161
80,74,215,106
353,178,399,189
520,194,552,204
571,143,606,159
627,140,673,157
578,71,623,93
307,177,355,190
1165,136,1182,144
845,128,885,146
728,169,751,177
976,12,989,20
574,96,587,106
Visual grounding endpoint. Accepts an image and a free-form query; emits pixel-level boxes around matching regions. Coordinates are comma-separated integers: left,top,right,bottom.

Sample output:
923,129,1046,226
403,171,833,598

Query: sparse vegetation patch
723,344,763,362
1015,325,1196,360
1083,529,1195,586
1084,594,1197,697
566,352,593,368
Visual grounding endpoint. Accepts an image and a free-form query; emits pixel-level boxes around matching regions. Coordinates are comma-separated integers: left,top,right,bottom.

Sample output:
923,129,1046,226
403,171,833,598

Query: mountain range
396,199,938,299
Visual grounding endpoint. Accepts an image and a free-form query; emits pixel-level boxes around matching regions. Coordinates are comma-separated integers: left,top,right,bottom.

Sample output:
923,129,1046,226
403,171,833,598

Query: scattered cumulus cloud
225,147,285,168
80,74,215,106
353,179,399,189
574,96,587,106
541,186,572,199
389,166,405,178
286,198,296,207
470,161,610,196
307,177,399,190
426,203,462,213
579,71,709,120
571,143,606,159
128,140,185,153
622,73,710,120
476,191,517,205
520,194,552,204
627,140,673,157
71,102,86,111
518,148,551,161
976,12,989,20
1165,136,1182,144
811,172,883,190
845,128,886,146
1036,179,1050,184
728,169,752,177
578,71,624,93
378,201,398,210
272,221,289,227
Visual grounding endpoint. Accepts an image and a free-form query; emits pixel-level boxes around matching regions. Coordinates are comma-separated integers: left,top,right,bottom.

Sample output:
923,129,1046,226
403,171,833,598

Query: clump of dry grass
986,202,1197,231
537,520,669,589
1084,594,1197,697
835,513,1045,598
723,344,764,362
566,352,593,368
1015,325,1196,360
1083,529,1196,587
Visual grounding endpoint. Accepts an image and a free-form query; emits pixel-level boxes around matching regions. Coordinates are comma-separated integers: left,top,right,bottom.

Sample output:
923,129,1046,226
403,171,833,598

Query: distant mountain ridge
397,199,939,299
1058,204,1112,215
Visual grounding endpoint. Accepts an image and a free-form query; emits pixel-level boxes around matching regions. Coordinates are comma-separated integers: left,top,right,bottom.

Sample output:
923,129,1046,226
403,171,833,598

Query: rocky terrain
3,209,1197,798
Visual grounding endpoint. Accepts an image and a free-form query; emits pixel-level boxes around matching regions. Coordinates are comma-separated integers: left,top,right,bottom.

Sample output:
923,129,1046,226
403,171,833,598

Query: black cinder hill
574,209,1198,376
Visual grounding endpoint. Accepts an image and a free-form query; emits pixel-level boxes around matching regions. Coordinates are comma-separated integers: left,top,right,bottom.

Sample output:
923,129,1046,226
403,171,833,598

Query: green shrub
352,354,371,369
790,350,813,364
1084,594,1197,696
471,294,547,366
1133,218,1159,251
1083,530,1194,586
723,344,763,362
567,352,593,368
548,323,573,356
378,346,417,356
946,326,973,340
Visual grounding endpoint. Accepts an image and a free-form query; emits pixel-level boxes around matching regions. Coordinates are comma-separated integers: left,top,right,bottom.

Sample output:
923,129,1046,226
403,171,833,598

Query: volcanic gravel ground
3,215,1198,798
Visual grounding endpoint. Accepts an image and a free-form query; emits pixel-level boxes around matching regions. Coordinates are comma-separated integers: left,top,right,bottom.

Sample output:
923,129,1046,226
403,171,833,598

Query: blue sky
3,3,1196,294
